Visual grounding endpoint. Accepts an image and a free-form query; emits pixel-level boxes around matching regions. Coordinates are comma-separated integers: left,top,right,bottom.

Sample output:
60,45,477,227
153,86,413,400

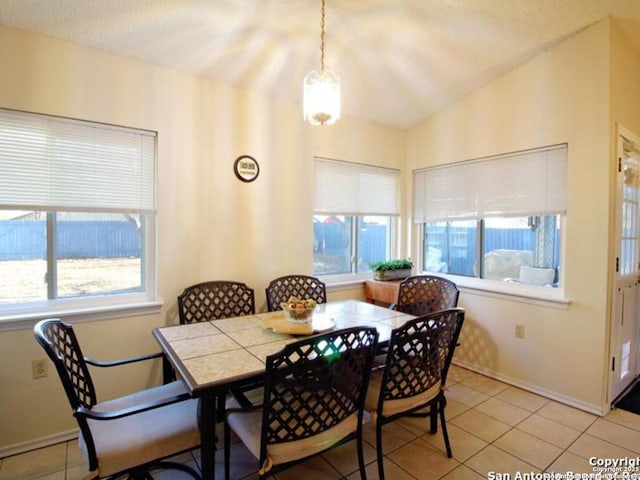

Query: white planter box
373,269,411,281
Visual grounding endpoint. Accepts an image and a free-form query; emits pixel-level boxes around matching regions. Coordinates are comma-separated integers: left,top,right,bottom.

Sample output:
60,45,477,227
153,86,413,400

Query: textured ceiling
1,0,640,129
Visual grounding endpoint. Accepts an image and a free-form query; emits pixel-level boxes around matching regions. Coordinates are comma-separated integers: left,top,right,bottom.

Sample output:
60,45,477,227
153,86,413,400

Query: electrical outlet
515,324,525,339
32,359,48,379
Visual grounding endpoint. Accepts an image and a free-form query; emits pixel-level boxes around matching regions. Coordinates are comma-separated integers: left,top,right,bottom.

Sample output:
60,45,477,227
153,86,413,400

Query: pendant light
303,0,341,126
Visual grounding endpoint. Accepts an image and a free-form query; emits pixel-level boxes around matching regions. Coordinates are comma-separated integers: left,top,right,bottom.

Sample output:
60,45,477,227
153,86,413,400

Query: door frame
609,124,640,404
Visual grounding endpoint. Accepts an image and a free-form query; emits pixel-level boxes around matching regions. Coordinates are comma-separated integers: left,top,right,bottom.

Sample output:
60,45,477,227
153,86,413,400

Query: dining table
152,299,416,480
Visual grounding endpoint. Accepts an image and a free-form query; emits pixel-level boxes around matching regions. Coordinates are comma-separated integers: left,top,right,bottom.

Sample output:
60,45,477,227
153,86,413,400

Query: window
313,158,399,278
415,145,567,288
0,108,156,316
620,138,640,276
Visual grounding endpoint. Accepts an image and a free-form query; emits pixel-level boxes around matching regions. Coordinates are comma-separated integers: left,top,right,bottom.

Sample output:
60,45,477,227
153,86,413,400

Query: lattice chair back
265,274,327,312
34,319,102,475
367,308,465,478
177,280,255,324
380,308,465,408
394,275,459,316
34,318,97,412
258,326,378,475
34,319,202,480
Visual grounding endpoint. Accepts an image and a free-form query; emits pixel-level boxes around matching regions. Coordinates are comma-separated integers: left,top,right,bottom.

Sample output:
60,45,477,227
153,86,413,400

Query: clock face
233,155,260,183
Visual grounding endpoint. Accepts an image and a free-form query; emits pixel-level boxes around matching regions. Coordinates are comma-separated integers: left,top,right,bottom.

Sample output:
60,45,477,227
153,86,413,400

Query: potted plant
369,258,413,281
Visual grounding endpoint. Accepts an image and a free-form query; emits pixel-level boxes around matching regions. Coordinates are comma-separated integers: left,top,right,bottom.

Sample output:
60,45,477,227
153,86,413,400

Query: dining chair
365,308,465,480
265,274,327,312
34,318,202,480
177,280,255,324
177,280,260,412
224,326,379,480
391,275,459,316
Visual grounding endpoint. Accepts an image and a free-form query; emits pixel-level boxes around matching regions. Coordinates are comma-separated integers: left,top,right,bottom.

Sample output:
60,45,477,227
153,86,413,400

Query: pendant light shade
303,0,340,126
303,69,341,126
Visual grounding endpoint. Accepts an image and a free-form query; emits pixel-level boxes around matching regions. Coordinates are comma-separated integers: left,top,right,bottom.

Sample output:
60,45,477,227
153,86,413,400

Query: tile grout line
480,381,563,472
457,373,639,476
451,374,567,475
542,415,600,472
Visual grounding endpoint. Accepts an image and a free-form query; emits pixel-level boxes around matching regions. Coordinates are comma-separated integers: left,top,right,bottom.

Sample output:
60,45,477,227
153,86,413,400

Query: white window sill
434,274,570,308
0,299,163,332
322,273,373,291
324,272,570,308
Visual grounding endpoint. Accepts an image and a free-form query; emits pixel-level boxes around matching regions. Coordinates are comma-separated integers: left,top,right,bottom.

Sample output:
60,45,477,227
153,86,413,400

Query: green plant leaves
369,258,413,271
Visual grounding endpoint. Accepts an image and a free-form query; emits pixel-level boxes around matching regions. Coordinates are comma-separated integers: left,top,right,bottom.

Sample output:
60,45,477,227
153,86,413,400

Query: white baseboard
0,429,78,459
453,360,606,416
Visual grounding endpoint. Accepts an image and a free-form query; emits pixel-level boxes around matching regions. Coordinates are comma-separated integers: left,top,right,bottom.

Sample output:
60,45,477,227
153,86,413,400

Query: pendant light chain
320,0,326,72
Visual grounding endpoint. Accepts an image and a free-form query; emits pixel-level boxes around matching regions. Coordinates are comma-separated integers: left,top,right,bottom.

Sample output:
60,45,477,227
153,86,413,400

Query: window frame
314,214,399,284
313,158,401,284
413,144,569,304
0,109,160,329
0,212,159,329
415,213,568,305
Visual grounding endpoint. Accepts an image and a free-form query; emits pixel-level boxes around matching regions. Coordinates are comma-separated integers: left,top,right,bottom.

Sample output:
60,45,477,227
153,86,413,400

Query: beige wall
0,25,405,451
610,21,640,137
406,19,613,411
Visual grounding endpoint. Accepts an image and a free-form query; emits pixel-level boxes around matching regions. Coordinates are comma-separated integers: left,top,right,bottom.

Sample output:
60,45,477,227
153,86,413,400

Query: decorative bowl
281,298,317,323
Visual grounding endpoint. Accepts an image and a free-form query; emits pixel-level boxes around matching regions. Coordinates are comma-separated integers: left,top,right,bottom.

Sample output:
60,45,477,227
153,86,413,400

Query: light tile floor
2,366,640,479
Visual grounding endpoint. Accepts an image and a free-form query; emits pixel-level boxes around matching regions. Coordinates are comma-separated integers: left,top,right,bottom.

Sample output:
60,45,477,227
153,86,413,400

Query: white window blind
0,108,156,213
413,144,567,223
314,158,400,216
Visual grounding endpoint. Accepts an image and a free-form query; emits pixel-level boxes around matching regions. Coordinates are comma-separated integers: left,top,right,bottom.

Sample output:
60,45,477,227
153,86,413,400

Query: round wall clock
233,155,260,183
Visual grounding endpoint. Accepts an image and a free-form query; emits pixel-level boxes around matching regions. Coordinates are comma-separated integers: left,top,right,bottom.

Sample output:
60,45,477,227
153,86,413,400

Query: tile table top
154,300,415,393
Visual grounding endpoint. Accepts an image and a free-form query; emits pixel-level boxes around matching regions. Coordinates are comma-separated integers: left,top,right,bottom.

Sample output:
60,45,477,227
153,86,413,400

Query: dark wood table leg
161,355,174,384
198,392,216,480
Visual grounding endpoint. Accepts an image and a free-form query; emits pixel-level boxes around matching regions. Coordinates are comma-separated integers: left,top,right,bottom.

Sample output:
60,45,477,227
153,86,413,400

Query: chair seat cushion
365,371,441,418
79,381,200,477
226,399,358,469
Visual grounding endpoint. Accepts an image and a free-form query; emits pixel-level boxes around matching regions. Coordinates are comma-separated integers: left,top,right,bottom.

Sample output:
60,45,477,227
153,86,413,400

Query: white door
611,126,640,402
